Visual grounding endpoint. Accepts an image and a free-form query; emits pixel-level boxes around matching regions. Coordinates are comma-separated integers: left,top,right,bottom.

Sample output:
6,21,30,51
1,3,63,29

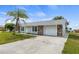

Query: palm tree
6,9,28,32
53,16,64,20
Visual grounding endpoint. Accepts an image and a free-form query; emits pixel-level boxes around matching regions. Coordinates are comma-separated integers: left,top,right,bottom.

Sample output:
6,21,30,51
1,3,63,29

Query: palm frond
5,19,10,22
11,17,16,22
7,11,17,17
22,20,26,24
18,9,29,18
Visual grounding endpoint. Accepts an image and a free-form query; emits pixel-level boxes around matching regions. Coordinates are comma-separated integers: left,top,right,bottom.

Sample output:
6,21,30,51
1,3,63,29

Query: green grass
0,31,34,45
62,33,79,54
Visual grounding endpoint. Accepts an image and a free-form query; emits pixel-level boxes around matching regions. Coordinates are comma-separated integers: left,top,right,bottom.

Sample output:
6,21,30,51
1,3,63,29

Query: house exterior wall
43,25,57,36
20,24,67,37
20,27,25,33
20,26,32,33
20,19,68,37
20,25,57,36
25,26,38,34
25,26,32,33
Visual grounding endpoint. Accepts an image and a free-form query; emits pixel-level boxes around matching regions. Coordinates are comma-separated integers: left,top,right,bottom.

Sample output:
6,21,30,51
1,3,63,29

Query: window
21,27,24,31
32,26,37,32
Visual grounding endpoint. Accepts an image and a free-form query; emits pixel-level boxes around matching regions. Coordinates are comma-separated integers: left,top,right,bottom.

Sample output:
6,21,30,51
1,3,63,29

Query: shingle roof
25,19,68,26
20,19,68,26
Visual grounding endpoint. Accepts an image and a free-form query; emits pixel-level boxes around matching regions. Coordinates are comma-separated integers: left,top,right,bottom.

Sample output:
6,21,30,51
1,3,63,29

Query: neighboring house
20,19,69,37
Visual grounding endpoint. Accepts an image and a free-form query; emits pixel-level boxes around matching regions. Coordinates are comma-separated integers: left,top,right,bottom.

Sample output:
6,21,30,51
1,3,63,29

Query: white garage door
44,25,57,36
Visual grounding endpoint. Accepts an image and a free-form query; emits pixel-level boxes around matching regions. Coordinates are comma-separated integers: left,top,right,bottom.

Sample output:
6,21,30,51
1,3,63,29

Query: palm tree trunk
16,17,20,33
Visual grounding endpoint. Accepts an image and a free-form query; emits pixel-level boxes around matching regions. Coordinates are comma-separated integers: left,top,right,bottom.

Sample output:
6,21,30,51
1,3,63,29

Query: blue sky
0,5,79,29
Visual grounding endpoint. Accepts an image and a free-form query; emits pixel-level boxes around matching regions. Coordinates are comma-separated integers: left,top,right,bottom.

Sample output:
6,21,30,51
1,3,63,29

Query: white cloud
35,12,46,17
0,12,6,15
29,11,46,17
0,16,9,25
73,24,79,29
75,24,79,27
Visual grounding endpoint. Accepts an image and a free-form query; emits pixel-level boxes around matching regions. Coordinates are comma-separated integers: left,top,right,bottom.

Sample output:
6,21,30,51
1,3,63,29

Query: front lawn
0,32,34,45
62,32,79,54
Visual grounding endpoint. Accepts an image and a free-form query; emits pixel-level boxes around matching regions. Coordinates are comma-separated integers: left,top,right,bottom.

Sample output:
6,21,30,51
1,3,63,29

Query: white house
20,19,69,37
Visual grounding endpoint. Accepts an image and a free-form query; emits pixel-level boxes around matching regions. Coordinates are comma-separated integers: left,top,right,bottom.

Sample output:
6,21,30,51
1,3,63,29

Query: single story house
20,19,69,37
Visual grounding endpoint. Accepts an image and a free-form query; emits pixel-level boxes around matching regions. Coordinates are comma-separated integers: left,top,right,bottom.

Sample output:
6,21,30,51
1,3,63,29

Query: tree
5,23,15,32
53,16,65,20
6,9,28,32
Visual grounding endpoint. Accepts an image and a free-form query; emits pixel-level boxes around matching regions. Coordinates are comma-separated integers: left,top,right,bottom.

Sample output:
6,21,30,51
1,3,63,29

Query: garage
44,25,57,36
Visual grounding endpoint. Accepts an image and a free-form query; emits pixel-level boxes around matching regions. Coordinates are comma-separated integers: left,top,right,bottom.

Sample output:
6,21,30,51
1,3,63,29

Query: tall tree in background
53,16,65,20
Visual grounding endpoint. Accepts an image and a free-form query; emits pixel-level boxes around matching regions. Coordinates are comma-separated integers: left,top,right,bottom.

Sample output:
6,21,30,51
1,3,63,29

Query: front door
38,26,43,35
57,25,62,36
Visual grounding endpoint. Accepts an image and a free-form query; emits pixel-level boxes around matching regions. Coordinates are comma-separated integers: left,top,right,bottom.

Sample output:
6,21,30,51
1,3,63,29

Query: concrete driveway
0,36,67,54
